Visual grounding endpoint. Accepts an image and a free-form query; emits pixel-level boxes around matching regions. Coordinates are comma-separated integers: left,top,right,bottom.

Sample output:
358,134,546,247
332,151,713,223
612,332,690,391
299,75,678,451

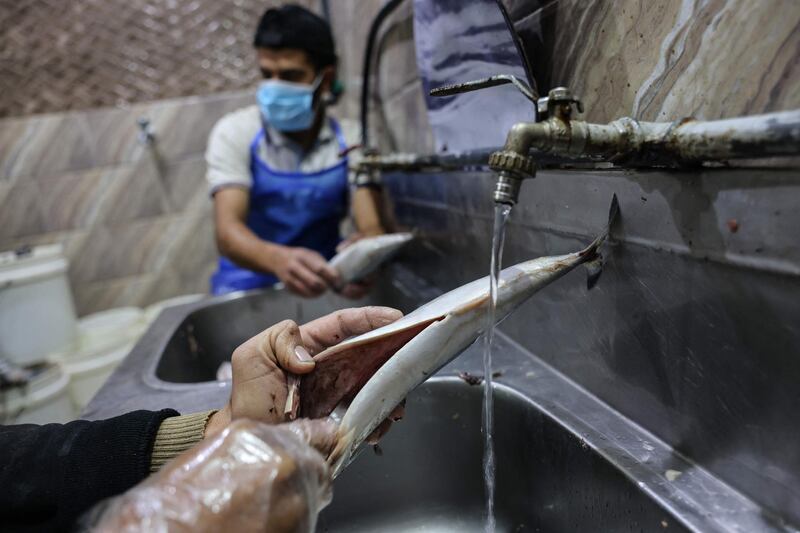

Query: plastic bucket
50,306,146,410
1,364,76,424
76,307,145,354
61,342,134,411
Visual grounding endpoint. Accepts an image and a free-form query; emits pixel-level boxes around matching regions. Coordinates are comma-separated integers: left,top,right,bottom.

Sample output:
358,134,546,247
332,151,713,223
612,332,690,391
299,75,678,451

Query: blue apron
210,119,349,295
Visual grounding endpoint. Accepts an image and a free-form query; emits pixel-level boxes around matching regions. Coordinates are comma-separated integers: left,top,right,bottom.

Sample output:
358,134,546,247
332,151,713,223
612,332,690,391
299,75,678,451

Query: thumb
270,320,316,374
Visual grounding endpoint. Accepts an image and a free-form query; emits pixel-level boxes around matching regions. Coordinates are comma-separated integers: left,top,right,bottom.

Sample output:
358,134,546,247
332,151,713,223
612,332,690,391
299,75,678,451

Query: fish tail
578,194,620,289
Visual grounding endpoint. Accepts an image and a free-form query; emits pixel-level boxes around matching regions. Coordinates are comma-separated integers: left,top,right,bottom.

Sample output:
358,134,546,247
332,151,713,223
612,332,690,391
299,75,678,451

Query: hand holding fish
205,306,406,439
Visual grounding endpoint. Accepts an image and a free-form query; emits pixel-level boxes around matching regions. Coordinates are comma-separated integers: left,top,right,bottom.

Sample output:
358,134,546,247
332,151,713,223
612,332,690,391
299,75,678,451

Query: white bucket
50,306,146,410
144,293,206,324
76,307,145,355
61,341,134,411
1,364,76,424
0,245,78,366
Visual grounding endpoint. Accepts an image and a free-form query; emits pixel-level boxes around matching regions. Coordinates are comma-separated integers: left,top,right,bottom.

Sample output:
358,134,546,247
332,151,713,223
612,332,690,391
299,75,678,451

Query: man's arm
0,409,179,532
214,188,339,297
351,186,388,237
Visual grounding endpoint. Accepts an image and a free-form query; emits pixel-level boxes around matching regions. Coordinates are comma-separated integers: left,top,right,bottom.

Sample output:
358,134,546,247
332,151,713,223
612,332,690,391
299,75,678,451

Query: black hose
360,0,406,149
493,0,539,104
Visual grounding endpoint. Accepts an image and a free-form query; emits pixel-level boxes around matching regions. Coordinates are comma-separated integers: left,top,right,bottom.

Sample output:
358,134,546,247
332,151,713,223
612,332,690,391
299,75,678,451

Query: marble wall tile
0,113,95,180
92,157,171,227
381,80,436,153
160,156,209,213
37,167,107,232
0,179,45,241
376,2,419,100
143,91,251,162
506,0,800,123
72,274,157,316
68,214,180,284
83,106,146,168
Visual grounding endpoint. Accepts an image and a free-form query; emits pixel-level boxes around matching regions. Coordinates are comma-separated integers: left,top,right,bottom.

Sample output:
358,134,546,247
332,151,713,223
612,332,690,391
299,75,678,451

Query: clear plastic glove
88,418,336,533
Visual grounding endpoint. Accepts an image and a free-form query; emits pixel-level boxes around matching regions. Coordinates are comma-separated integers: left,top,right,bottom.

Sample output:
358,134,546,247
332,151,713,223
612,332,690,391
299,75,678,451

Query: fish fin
585,253,604,290
579,194,620,261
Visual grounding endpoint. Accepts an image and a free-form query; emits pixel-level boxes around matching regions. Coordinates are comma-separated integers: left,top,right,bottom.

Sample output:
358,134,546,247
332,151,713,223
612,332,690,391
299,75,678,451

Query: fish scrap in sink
288,196,619,476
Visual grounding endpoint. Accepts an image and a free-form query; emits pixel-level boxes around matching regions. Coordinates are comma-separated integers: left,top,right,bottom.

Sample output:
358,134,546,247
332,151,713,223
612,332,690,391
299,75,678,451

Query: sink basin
154,290,394,383
86,276,784,532
319,378,688,533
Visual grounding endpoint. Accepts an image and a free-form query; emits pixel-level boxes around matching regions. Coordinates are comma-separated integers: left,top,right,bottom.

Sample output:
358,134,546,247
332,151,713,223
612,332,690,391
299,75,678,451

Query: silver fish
329,232,414,285
293,196,619,476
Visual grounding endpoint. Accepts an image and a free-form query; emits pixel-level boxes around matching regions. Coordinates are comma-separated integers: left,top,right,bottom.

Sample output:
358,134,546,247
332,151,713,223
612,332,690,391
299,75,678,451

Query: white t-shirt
205,105,365,195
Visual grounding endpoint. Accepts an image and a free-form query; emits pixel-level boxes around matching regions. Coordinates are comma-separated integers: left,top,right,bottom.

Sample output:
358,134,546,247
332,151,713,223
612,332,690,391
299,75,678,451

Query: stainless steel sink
85,273,788,532
319,378,687,533
154,290,392,383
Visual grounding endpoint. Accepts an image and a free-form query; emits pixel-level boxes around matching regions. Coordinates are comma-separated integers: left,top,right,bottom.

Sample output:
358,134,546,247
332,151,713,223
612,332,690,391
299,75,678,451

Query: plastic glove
88,418,336,533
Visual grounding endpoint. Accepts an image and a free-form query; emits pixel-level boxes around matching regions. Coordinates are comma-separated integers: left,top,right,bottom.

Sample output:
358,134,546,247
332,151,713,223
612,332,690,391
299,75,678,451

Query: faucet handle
429,74,538,103
539,87,583,120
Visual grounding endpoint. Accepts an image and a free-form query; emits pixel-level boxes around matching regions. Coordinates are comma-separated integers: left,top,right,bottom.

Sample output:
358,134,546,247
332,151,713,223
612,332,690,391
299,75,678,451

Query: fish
291,195,619,476
329,232,414,286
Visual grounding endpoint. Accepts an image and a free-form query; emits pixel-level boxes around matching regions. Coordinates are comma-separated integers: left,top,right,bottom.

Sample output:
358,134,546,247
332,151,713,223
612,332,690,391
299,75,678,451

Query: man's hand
93,419,337,533
273,246,341,297
205,307,404,436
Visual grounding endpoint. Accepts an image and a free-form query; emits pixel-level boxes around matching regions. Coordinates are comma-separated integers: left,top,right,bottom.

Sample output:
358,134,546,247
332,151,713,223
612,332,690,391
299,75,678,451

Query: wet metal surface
383,166,800,528
86,271,794,531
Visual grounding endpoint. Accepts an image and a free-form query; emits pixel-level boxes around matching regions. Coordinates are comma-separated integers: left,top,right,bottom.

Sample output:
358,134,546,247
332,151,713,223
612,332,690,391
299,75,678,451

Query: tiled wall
502,0,800,122
0,0,433,315
329,0,435,153
0,0,316,117
0,91,252,314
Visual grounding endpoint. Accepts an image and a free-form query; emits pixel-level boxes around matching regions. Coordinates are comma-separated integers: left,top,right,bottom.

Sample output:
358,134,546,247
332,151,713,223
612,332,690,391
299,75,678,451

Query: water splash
483,203,512,533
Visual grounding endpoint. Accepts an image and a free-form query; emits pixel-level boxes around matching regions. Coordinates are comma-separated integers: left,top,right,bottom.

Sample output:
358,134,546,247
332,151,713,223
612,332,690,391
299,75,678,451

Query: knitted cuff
149,410,217,473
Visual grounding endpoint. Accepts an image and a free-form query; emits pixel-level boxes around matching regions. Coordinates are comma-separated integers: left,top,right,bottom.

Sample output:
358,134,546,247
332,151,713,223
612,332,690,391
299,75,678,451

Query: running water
483,203,512,533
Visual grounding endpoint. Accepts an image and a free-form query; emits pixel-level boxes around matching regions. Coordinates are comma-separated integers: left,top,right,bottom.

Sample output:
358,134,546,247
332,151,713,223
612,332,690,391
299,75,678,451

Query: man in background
207,5,386,297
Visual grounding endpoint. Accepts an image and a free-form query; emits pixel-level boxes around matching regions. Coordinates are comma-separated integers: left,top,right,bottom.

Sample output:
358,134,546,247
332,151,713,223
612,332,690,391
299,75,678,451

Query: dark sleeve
0,409,178,533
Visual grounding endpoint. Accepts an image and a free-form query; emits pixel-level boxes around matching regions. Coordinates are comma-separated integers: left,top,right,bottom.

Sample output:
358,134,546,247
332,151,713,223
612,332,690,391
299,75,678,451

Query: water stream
483,203,512,533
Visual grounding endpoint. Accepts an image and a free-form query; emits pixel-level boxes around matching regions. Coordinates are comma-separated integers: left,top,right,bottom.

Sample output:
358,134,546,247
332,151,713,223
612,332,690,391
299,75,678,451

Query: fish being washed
329,232,414,285
290,196,618,476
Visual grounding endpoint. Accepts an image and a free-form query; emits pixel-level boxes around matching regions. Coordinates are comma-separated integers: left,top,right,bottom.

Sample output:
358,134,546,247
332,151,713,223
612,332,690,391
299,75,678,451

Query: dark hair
253,5,337,70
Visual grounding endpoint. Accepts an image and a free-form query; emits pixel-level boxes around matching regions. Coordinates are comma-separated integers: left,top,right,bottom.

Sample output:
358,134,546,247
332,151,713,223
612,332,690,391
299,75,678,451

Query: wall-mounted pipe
501,109,800,167
357,109,800,174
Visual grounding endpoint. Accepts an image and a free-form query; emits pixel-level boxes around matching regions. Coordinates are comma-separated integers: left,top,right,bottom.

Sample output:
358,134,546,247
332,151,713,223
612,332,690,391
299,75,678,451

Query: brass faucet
432,76,584,204
488,87,584,204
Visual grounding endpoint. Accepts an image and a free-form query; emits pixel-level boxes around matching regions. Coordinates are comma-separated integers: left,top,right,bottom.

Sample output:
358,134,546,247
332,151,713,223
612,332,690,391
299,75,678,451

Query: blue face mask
256,75,322,132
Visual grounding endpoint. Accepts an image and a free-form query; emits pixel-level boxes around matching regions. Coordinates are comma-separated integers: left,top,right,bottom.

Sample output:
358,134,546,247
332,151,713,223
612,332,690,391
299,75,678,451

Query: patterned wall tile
0,113,95,180
0,0,319,118
161,156,209,213
92,157,171,227
0,179,45,241
505,0,800,123
38,167,108,232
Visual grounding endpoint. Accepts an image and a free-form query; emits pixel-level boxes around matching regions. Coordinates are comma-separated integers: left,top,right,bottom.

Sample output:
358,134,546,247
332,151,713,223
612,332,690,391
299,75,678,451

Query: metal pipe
355,110,800,175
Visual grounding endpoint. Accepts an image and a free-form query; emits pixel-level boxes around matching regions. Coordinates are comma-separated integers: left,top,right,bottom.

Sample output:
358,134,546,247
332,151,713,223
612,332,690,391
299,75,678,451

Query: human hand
335,232,365,253
91,418,337,533
205,307,405,436
338,279,372,300
273,246,340,297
